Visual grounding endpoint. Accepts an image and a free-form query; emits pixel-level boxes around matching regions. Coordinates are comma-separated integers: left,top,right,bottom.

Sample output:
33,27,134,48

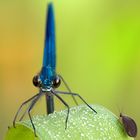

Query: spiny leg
19,99,37,122
58,74,78,105
27,93,42,137
19,91,44,121
54,90,97,113
13,93,39,127
19,109,28,121
51,90,70,129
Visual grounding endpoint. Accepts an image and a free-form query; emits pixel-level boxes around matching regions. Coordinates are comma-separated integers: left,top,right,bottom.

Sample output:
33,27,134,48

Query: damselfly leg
51,89,97,129
53,90,97,114
27,94,43,136
51,90,70,129
13,93,40,128
13,92,44,136
58,74,78,105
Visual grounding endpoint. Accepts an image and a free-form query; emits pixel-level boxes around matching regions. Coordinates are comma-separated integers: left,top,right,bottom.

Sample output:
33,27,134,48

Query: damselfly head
32,74,42,87
120,113,137,137
52,75,61,88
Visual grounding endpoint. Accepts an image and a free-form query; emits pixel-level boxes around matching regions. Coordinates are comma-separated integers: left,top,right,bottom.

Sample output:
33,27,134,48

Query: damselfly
13,3,97,136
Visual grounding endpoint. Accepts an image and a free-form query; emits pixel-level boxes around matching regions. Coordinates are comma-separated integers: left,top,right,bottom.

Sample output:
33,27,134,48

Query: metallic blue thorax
40,3,56,88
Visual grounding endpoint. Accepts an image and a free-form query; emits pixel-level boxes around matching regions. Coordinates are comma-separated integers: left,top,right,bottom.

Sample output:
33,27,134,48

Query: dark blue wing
43,3,56,70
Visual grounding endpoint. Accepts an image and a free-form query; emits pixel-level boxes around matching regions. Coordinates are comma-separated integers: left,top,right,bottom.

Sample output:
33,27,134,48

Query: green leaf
5,124,39,140
5,105,134,140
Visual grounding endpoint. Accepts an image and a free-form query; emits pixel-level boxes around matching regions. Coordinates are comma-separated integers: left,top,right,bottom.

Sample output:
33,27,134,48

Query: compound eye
52,76,61,88
32,75,41,87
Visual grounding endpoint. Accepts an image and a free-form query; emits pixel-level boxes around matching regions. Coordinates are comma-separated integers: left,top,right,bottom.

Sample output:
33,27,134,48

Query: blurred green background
0,0,140,139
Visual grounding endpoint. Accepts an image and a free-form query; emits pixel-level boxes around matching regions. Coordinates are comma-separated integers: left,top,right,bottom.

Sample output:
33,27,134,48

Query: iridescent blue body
13,3,97,136
40,3,56,89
